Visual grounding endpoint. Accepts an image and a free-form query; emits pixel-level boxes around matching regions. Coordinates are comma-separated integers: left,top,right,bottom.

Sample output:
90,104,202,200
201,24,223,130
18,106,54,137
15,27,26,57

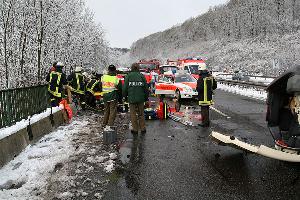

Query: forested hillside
129,0,300,75
0,0,109,90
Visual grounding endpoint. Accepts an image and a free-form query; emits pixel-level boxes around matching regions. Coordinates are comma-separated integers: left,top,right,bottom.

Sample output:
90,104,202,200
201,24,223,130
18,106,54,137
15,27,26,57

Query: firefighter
123,63,149,134
196,64,217,127
101,65,122,127
86,73,102,107
46,62,68,107
50,61,57,72
67,66,86,110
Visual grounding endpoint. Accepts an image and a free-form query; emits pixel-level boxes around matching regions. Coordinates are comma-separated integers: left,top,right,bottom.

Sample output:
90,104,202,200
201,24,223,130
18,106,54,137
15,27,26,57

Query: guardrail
0,85,49,128
214,73,276,79
217,79,268,90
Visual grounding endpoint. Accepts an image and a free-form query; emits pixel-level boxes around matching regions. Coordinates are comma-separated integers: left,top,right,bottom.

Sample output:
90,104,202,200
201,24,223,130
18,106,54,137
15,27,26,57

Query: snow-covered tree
0,0,109,90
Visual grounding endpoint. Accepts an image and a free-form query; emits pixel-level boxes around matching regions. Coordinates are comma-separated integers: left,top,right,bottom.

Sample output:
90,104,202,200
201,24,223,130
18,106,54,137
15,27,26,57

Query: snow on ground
0,106,62,140
41,113,128,200
0,119,88,200
218,82,267,101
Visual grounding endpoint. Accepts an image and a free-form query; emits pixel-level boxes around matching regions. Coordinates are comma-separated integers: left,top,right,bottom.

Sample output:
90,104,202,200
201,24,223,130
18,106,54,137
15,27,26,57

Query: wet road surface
104,90,300,200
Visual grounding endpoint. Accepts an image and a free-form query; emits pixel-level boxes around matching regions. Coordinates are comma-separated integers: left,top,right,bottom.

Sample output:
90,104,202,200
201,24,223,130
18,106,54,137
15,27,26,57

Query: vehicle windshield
139,63,157,70
188,65,199,74
159,75,174,82
162,66,177,72
175,74,196,82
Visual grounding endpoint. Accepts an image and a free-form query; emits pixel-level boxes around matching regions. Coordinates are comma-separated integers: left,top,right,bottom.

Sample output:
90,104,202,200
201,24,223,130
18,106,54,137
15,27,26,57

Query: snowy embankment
0,107,62,140
217,82,267,101
0,113,120,200
0,119,88,199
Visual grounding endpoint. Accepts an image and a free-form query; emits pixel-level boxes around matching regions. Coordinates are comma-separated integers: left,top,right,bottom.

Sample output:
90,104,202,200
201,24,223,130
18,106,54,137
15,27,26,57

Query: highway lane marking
210,106,231,119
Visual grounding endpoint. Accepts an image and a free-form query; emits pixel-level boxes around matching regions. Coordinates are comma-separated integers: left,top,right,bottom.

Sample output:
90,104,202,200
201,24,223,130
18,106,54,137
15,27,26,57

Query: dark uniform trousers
201,105,210,126
129,103,146,132
103,100,117,126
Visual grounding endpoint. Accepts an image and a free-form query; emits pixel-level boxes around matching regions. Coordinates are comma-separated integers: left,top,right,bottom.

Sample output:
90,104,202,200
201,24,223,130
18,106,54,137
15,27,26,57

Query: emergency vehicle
137,59,160,73
159,65,178,75
155,72,198,100
116,66,130,85
177,58,206,79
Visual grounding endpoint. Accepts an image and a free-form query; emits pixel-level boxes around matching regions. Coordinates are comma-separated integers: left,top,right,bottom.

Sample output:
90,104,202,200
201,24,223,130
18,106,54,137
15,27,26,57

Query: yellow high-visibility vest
48,71,62,97
199,77,214,106
101,75,119,94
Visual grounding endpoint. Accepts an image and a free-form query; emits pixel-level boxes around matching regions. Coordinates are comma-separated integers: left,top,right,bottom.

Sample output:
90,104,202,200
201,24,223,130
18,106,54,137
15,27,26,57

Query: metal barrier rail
217,79,268,90
215,73,276,79
0,84,49,128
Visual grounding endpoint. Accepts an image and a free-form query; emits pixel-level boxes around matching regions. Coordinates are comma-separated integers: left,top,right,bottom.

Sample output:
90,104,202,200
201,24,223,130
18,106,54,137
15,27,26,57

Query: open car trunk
266,65,300,148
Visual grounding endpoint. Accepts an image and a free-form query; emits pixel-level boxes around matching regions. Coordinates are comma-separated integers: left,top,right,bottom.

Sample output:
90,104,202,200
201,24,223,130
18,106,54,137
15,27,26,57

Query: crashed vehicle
155,72,198,100
266,65,300,151
210,66,300,162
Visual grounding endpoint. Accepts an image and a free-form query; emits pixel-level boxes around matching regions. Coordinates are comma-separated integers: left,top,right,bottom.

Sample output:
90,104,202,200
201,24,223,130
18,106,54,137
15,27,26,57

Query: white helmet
56,62,64,67
198,63,207,70
75,66,82,72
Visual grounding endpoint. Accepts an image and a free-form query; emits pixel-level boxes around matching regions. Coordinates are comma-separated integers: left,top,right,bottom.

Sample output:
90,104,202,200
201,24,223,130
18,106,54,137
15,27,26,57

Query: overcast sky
85,0,228,48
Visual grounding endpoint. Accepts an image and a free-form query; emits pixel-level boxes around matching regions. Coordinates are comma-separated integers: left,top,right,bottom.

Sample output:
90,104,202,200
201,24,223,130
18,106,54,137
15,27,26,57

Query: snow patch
218,83,267,101
103,160,115,173
0,119,88,200
0,106,62,140
109,153,117,160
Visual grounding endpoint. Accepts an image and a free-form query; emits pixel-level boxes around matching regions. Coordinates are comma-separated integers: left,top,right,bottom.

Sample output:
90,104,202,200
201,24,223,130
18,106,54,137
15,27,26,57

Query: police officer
123,63,149,134
101,65,122,127
46,62,68,107
196,64,217,127
67,66,86,109
86,73,102,107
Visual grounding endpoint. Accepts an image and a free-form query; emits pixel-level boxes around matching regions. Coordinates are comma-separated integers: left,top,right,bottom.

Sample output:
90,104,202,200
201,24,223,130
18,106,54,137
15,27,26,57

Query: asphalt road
103,90,300,200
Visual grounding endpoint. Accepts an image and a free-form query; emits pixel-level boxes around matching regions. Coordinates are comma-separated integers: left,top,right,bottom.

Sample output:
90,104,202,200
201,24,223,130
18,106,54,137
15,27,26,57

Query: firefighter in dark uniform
67,66,86,109
46,62,68,107
196,64,217,127
123,63,149,134
101,65,122,127
86,73,102,107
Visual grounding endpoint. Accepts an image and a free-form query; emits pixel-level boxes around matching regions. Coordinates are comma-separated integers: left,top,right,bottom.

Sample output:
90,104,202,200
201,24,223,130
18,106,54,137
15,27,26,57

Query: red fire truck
137,59,160,73
177,58,206,79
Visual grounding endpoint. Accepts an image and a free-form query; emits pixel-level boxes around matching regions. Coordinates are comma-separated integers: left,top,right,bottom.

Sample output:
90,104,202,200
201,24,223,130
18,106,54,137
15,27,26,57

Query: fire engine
177,58,206,79
137,59,160,73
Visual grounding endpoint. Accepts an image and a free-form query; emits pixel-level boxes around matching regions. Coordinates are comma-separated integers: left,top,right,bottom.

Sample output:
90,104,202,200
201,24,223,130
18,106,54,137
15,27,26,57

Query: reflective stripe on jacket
101,75,119,94
86,79,100,95
70,73,85,94
199,77,214,106
48,71,62,97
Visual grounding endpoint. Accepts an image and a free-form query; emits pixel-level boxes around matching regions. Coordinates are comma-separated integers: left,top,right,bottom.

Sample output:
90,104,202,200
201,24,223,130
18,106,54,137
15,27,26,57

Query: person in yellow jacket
67,66,86,110
196,64,217,127
46,62,68,107
101,65,122,127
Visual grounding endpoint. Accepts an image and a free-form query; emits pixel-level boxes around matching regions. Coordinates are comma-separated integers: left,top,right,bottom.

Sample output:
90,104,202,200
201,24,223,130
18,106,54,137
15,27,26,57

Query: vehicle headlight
183,87,192,92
